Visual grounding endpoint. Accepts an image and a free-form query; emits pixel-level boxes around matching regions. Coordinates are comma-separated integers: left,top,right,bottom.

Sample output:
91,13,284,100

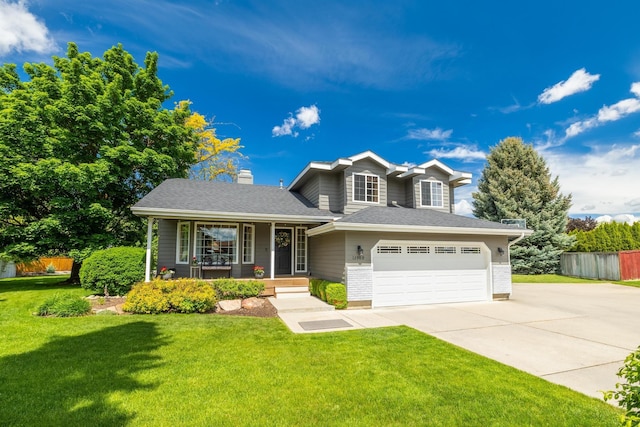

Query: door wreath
275,231,291,248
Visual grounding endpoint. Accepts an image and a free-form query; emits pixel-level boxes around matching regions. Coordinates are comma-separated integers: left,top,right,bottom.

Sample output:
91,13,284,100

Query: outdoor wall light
497,247,505,256
357,245,364,257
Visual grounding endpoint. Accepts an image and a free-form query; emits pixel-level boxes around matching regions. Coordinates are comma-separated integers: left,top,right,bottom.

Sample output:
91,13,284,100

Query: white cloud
595,214,638,224
538,68,600,104
454,199,474,216
406,127,452,141
564,82,640,138
271,117,297,137
597,98,640,122
0,1,56,56
427,146,486,161
542,143,640,215
272,104,320,138
295,105,320,129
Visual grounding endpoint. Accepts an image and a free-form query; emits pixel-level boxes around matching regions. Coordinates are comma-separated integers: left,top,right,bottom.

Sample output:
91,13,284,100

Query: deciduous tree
0,43,199,281
472,137,574,274
186,112,242,181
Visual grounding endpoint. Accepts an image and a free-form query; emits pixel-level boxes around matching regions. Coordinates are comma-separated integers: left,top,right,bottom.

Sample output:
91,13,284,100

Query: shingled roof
338,206,521,230
131,179,338,222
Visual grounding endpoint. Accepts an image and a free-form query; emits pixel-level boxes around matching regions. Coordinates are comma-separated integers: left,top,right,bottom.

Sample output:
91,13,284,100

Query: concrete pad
268,296,334,313
341,310,401,329
299,319,353,331
431,323,631,376
543,361,624,400
278,311,362,334
373,305,509,333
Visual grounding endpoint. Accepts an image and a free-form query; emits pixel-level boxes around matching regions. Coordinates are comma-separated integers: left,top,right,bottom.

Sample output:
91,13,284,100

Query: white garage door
372,241,491,308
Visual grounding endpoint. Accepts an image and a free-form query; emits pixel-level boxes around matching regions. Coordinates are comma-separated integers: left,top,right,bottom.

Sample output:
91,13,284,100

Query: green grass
513,273,640,288
0,276,620,426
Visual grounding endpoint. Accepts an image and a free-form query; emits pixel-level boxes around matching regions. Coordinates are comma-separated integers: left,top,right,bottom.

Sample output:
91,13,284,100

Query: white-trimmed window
295,227,307,272
194,223,238,265
242,224,255,264
353,173,379,203
176,222,191,264
420,180,443,208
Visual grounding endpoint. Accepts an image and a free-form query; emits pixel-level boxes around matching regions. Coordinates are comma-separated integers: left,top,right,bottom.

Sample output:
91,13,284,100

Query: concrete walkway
274,283,640,399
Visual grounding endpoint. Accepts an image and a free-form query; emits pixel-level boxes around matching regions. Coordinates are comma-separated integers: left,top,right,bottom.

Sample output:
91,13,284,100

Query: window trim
176,221,191,265
352,173,380,204
295,227,308,273
419,179,444,208
193,222,240,265
242,224,255,264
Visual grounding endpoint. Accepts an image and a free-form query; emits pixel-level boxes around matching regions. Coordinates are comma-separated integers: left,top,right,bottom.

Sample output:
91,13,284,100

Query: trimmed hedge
123,279,217,314
37,293,91,317
325,283,348,309
310,279,347,309
211,279,265,300
80,246,146,296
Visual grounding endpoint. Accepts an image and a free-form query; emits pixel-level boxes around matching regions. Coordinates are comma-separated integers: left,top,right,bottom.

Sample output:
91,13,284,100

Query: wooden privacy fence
560,250,640,281
16,257,73,275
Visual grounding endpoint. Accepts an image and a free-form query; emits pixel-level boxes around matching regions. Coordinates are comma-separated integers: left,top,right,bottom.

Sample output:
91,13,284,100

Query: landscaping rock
217,299,242,311
241,297,265,310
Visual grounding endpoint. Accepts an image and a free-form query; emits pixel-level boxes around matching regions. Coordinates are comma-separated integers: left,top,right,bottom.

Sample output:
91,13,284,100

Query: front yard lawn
0,276,620,426
513,273,640,288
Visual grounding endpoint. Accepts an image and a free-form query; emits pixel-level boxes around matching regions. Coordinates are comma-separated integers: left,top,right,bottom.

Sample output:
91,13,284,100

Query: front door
275,228,293,275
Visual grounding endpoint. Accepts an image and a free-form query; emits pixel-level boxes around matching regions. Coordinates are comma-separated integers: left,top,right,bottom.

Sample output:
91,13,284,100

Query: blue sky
2,0,639,221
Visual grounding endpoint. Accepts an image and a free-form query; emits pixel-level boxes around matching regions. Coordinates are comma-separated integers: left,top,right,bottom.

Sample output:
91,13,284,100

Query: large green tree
0,43,198,280
472,137,574,274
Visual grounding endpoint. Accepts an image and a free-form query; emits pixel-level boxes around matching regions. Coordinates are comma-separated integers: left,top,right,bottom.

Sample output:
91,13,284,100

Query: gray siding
309,230,346,282
387,179,406,206
318,173,343,212
343,159,388,214
157,219,184,275
411,168,451,213
405,179,415,208
299,175,320,207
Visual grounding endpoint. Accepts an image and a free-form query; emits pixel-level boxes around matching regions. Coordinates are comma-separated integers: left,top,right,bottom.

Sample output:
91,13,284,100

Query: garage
372,240,491,308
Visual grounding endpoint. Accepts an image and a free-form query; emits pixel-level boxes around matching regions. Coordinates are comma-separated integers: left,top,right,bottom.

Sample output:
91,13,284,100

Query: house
131,151,532,308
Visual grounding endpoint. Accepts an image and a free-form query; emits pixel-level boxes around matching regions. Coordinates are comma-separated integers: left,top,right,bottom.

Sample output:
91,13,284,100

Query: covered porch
141,217,322,282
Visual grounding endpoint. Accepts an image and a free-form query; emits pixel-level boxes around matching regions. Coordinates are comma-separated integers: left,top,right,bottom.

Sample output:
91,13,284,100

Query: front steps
275,286,311,299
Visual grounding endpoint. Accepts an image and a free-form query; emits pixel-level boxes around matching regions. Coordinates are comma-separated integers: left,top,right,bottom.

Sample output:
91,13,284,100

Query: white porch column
145,217,154,282
270,222,276,279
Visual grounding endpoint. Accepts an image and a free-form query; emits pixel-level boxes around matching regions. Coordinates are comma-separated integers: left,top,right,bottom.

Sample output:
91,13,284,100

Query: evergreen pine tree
472,137,574,274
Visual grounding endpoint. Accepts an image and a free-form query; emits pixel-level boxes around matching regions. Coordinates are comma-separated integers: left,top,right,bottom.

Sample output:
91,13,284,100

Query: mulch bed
88,296,277,318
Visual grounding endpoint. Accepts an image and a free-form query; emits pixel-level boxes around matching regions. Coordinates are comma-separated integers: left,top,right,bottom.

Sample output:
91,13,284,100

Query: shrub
212,279,265,300
37,293,91,317
123,279,217,314
45,263,56,274
310,278,323,297
318,280,330,302
604,345,640,426
325,283,348,309
79,247,146,296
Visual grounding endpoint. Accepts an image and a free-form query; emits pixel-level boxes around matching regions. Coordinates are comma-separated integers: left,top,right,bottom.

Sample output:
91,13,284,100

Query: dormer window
420,180,443,207
353,173,379,203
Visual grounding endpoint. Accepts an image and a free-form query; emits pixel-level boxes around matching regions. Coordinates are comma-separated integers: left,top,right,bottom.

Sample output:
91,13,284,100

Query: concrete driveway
370,283,640,399
278,283,640,399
